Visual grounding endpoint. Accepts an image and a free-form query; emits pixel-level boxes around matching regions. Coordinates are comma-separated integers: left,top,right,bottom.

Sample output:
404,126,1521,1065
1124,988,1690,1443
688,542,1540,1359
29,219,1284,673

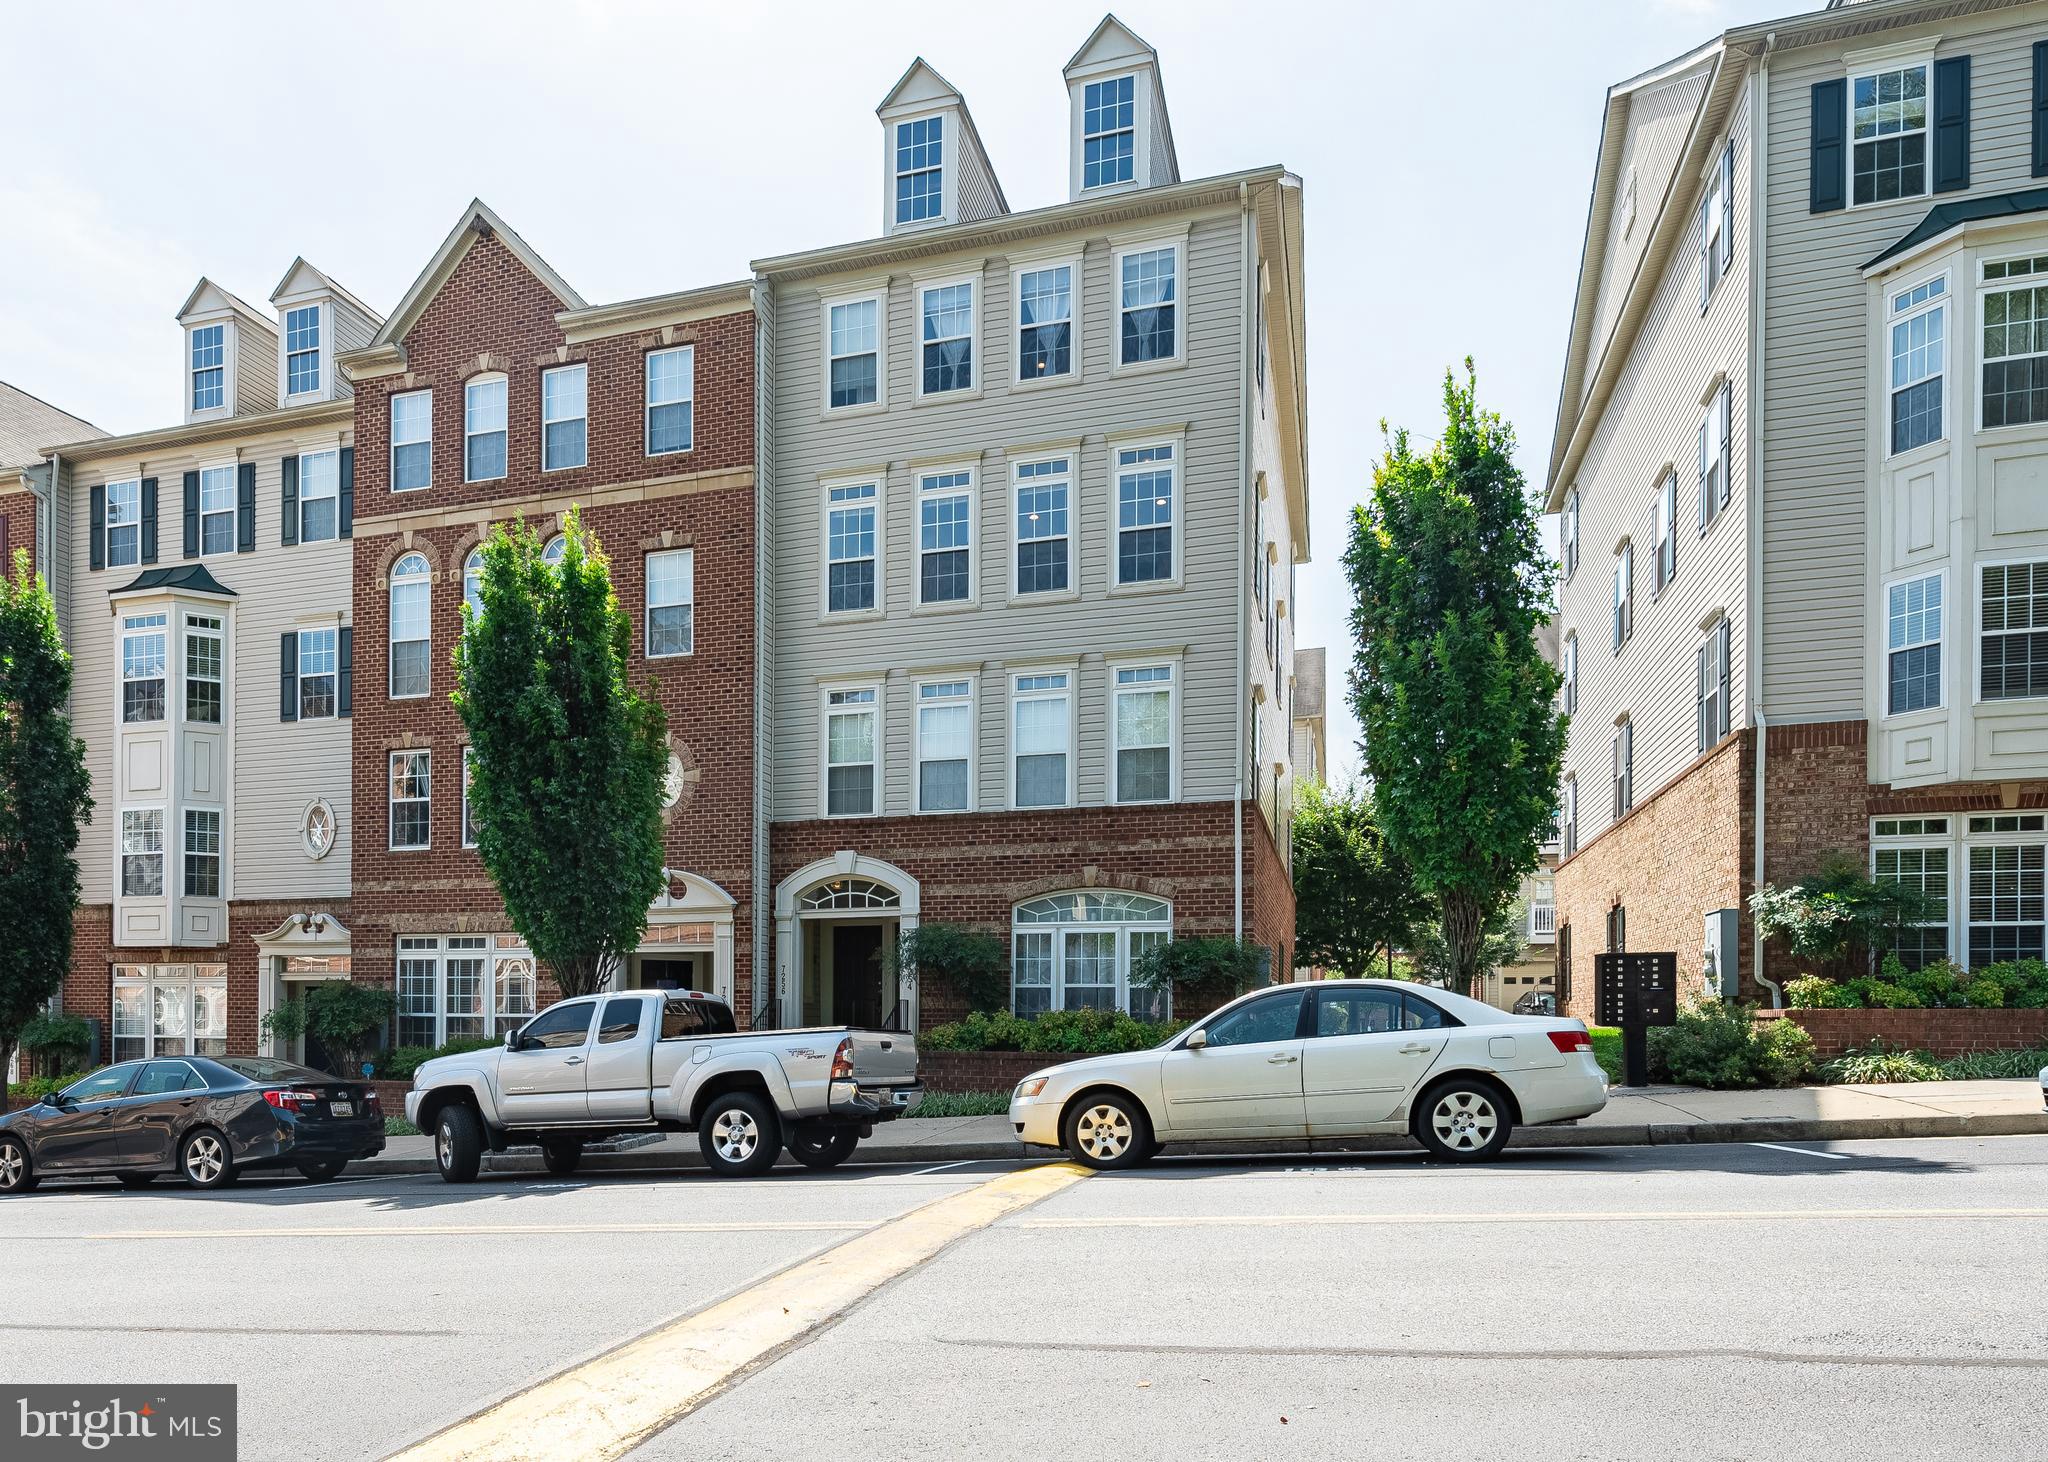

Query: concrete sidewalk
356,1078,2048,1176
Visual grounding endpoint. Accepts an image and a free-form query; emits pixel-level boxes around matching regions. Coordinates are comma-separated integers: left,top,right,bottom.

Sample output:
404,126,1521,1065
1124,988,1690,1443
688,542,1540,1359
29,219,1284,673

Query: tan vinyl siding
327,296,379,399
1561,84,1754,849
957,143,1004,226
767,205,1246,821
235,324,280,417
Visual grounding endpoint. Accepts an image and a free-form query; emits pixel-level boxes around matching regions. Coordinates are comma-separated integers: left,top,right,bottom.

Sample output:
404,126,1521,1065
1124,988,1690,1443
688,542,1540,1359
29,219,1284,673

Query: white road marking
1749,1142,1854,1160
904,1159,981,1176
1013,1206,2048,1229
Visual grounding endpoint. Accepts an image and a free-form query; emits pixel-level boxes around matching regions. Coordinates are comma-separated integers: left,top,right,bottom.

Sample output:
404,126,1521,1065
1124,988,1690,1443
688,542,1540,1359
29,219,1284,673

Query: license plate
330,1101,354,1118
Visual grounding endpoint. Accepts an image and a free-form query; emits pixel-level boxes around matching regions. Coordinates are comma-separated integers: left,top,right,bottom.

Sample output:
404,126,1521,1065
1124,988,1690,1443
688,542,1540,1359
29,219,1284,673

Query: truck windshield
661,998,737,1039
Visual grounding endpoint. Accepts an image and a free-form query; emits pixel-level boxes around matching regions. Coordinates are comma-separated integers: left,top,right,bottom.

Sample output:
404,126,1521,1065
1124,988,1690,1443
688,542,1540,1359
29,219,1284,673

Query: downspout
1234,181,1253,944
1749,35,1783,1008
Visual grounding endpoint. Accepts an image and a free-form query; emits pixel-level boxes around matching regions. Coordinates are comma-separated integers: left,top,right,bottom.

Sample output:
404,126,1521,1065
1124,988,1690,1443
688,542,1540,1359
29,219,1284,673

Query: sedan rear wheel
0,1137,36,1195
180,1129,238,1190
1061,1092,1152,1172
1415,1080,1513,1163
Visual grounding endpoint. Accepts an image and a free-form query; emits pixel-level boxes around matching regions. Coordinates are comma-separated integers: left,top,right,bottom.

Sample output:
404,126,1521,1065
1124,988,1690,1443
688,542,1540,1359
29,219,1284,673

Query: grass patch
908,1090,1010,1118
1821,1043,2048,1085
384,1117,422,1137
1589,1027,1623,1085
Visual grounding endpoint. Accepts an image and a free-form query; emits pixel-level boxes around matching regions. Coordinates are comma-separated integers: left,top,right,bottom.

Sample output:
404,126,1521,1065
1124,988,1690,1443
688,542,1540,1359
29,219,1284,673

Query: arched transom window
799,877,901,913
542,534,568,567
463,547,485,623
1012,891,1171,1020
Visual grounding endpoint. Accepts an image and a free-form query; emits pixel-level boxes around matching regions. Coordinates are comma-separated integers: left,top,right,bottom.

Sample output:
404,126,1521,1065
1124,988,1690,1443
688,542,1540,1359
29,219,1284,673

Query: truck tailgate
847,1030,918,1086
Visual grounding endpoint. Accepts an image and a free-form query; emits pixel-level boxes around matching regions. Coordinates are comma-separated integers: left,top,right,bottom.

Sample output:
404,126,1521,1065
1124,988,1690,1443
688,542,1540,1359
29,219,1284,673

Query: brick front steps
1759,1007,2048,1058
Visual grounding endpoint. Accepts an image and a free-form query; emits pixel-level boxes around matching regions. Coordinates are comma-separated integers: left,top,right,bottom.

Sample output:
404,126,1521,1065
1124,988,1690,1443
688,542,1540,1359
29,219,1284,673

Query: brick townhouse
1550,0,2048,1012
336,202,760,1053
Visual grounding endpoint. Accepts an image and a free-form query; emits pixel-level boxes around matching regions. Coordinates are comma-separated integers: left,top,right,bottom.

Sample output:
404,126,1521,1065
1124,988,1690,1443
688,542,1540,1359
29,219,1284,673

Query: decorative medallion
301,799,337,860
662,741,701,813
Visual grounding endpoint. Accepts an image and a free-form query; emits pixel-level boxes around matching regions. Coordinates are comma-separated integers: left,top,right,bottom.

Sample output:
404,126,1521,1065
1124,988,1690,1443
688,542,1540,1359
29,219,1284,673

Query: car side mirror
1185,1029,1207,1051
39,1091,64,1107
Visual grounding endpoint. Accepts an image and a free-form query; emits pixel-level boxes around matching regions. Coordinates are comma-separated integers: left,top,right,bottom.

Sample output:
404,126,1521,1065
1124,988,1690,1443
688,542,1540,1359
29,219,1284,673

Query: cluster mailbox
1593,951,1677,1088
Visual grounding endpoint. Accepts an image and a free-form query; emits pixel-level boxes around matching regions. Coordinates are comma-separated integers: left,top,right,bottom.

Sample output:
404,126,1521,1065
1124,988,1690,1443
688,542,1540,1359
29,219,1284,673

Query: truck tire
541,1139,582,1177
699,1091,782,1177
787,1121,859,1170
435,1104,485,1184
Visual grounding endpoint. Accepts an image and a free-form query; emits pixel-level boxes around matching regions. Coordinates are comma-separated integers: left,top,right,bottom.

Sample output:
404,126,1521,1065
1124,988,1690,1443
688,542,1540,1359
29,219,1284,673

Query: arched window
389,553,431,699
799,878,901,913
1012,891,1171,1021
542,534,568,568
463,547,485,624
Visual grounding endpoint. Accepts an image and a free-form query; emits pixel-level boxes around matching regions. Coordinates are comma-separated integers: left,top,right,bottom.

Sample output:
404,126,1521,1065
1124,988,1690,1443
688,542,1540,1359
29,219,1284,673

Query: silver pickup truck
404,989,921,1179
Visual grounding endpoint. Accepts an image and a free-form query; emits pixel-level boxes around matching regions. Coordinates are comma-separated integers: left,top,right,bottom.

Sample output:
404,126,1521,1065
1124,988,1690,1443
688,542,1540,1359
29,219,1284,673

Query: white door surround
773,852,922,1029
250,911,353,1058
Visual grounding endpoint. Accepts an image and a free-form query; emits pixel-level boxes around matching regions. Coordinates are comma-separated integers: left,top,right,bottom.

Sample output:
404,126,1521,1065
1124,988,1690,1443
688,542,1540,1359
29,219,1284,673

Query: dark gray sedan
0,1056,385,1194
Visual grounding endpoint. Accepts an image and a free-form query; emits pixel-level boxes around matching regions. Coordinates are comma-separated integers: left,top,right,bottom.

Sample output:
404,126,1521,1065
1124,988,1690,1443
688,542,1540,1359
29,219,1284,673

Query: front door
499,1001,595,1123
1157,989,1309,1136
638,956,708,994
832,925,885,1029
37,1065,139,1171
1302,986,1449,1134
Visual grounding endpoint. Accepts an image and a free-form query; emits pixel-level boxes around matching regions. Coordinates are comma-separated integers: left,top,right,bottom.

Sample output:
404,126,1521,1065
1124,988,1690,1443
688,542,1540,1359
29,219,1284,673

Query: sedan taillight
829,1038,855,1081
263,1089,321,1112
365,1091,383,1118
1547,1029,1593,1055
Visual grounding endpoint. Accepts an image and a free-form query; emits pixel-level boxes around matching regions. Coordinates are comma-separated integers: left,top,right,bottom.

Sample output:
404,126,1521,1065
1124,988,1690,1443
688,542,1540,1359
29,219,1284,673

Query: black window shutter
1720,142,1735,276
338,626,353,718
1718,621,1733,737
182,470,200,558
281,455,299,546
1696,645,1709,753
89,484,105,570
280,633,299,722
1933,55,1971,193
1810,79,1847,213
1697,421,1709,534
2034,41,2048,176
1698,197,1711,312
339,446,354,539
139,477,158,564
237,462,256,552
1719,385,1734,507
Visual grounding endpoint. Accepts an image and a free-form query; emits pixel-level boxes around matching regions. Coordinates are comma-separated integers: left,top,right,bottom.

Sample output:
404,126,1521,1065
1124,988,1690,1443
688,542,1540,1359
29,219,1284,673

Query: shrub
376,1035,502,1081
1750,1018,1818,1087
1820,1042,1944,1085
1130,937,1270,1003
889,924,1008,1013
18,1012,94,1068
1648,1002,1813,1089
1784,975,1853,1009
1860,980,1920,1010
1750,854,1938,967
1963,978,2006,1009
263,982,397,1078
906,1091,1011,1118
919,1009,1185,1055
7,1072,84,1103
1979,959,2048,1008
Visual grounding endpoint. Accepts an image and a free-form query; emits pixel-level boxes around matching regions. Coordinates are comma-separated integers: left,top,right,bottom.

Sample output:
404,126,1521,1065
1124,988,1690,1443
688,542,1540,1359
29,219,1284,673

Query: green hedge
907,1091,1012,1118
1821,1042,2048,1084
1647,1002,1815,1089
375,1035,502,1081
7,1072,85,1103
920,1008,1186,1055
1785,957,2048,1010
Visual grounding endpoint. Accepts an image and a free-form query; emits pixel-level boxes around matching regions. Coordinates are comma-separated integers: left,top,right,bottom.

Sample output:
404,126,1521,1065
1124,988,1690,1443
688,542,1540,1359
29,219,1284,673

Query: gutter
1234,181,1253,944
1749,34,1783,1010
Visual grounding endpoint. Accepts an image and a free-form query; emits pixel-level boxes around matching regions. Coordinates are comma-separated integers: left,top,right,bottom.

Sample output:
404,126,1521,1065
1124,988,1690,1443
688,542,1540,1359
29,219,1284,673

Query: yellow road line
22,1221,882,1241
1015,1207,2048,1229
386,1162,1090,1462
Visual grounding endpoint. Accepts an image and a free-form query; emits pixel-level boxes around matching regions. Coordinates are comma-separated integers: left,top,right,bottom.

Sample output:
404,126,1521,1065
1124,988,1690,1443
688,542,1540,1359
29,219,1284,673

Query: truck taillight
830,1038,854,1081
1547,1029,1592,1055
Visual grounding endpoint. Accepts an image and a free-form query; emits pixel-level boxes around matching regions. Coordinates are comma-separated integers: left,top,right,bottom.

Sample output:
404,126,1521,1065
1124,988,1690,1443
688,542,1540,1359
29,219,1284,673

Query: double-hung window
645,548,693,657
1012,671,1072,808
1696,618,1732,752
1561,632,1578,718
1117,242,1179,367
825,480,879,613
1698,384,1733,529
826,296,881,409
298,450,338,543
1699,141,1734,307
284,305,321,396
1013,457,1071,596
1561,488,1580,580
1114,441,1177,586
121,613,167,723
895,116,944,224
1562,777,1578,858
542,363,587,471
915,679,972,813
1889,276,1945,453
1981,561,2048,701
1968,816,2046,964
1112,663,1175,804
389,552,431,698
1851,63,1928,205
1887,572,1943,713
190,325,225,412
1611,718,1634,820
183,809,221,898
1015,262,1075,381
1082,74,1136,189
1652,471,1677,594
917,468,973,605
1873,818,1952,969
391,390,432,491
184,615,222,724
121,810,164,897
106,479,142,568
824,687,878,816
465,375,508,482
297,627,337,720
198,465,235,555
646,346,693,455
1981,256,2048,429
918,280,975,395
390,749,431,850
1611,544,1633,651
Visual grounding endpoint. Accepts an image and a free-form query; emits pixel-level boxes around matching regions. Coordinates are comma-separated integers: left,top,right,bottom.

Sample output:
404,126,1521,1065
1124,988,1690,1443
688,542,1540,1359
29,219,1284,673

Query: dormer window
284,305,322,397
1083,75,1136,189
191,326,225,413
895,117,944,225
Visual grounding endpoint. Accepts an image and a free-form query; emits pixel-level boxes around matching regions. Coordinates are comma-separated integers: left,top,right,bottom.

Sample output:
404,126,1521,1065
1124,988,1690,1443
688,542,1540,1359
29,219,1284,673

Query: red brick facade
0,487,35,579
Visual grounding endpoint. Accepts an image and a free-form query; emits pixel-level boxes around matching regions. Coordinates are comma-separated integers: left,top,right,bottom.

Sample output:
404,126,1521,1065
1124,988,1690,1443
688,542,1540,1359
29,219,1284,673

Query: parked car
1009,978,1608,1170
406,989,921,1181
1512,989,1560,1016
0,1056,386,1195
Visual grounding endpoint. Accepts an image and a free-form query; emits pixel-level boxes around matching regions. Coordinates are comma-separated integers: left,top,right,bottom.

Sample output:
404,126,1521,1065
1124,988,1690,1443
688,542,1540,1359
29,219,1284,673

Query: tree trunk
1440,892,1486,1000
550,953,618,1000
0,1039,15,1116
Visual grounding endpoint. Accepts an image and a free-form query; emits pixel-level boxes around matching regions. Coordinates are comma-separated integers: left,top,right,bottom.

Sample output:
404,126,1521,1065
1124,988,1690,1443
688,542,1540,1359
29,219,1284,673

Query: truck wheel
541,1139,582,1177
699,1092,781,1177
786,1121,859,1170
1412,1078,1514,1163
435,1105,484,1184
1061,1091,1153,1172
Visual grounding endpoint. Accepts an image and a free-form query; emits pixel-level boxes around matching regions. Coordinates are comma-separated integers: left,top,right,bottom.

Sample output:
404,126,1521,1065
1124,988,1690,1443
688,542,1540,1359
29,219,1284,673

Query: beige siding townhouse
1551,0,2048,1014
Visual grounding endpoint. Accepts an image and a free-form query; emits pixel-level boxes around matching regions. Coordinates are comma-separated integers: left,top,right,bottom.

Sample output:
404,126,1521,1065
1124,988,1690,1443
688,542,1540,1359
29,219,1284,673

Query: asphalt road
4,1138,2047,1461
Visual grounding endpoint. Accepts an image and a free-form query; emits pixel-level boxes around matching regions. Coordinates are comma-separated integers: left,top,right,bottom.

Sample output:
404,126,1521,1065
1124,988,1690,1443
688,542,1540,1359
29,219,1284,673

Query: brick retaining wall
1757,1007,2048,1058
916,1050,1095,1091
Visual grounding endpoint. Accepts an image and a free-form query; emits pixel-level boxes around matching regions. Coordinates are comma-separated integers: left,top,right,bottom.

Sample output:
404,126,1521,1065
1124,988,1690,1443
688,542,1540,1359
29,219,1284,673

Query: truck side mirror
504,1029,521,1052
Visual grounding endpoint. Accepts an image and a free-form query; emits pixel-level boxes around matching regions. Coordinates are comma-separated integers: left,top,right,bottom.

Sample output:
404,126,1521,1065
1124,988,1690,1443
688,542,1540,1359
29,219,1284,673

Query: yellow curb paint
1015,1206,2048,1229
385,1162,1091,1462
45,1221,877,1242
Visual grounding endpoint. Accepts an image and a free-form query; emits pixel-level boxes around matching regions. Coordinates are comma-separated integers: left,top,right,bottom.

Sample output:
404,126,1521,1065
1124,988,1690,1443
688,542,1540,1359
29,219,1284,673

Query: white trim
390,388,433,492
644,343,695,458
1007,451,1078,605
913,460,978,611
912,673,976,815
913,273,981,402
819,680,883,819
1885,266,1949,456
820,473,885,621
1107,431,1185,594
1110,231,1189,378
1881,566,1946,718
388,747,432,852
540,362,588,472
464,373,509,484
773,853,923,1030
1842,49,1937,212
279,299,328,405
1106,653,1181,805
644,545,695,659
1008,664,1077,810
387,551,432,700
821,287,888,417
1010,253,1084,389
1973,554,2048,707
888,110,954,232
195,459,237,559
186,321,233,422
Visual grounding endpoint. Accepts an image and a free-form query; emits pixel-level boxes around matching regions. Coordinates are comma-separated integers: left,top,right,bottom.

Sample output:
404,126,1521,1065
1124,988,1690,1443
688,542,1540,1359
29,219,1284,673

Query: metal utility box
1703,909,1740,1000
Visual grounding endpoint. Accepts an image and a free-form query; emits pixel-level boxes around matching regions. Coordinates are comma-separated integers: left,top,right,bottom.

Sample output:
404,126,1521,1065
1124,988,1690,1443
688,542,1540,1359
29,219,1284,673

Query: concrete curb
349,1109,2048,1177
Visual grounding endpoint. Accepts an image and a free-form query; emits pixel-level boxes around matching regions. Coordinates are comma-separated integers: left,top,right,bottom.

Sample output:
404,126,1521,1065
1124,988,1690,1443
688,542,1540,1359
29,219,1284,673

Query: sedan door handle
1267,1053,1299,1064
1400,1043,1434,1055
563,1056,585,1066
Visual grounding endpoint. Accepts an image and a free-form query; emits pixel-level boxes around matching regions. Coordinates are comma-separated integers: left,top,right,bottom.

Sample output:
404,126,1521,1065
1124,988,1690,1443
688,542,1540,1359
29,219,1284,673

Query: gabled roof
876,57,1011,217
0,380,103,469
1063,13,1178,187
269,256,386,325
109,563,237,599
175,277,277,334
366,199,586,352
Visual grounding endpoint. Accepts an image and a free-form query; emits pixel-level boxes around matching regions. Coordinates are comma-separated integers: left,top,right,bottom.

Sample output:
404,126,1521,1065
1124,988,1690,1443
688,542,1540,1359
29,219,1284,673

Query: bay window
1981,255,2048,429
121,810,164,897
183,809,221,898
121,612,167,723
185,615,222,724
1886,572,1942,713
1889,275,1945,453
1981,561,2048,701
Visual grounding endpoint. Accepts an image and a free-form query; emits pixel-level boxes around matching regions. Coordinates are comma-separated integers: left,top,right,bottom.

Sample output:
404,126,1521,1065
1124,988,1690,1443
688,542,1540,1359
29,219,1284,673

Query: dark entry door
640,957,706,994
832,925,885,1029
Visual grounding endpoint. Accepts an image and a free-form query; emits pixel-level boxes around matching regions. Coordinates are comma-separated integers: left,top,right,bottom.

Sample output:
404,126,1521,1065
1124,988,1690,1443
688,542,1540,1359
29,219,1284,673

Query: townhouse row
0,16,1312,1070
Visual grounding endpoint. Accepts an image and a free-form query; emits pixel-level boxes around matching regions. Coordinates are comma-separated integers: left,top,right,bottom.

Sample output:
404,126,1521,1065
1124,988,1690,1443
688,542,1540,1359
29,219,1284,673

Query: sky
0,0,1793,781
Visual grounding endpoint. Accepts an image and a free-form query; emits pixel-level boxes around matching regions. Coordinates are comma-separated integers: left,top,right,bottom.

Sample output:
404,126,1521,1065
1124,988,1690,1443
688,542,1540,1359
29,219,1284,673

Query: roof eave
45,398,353,461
